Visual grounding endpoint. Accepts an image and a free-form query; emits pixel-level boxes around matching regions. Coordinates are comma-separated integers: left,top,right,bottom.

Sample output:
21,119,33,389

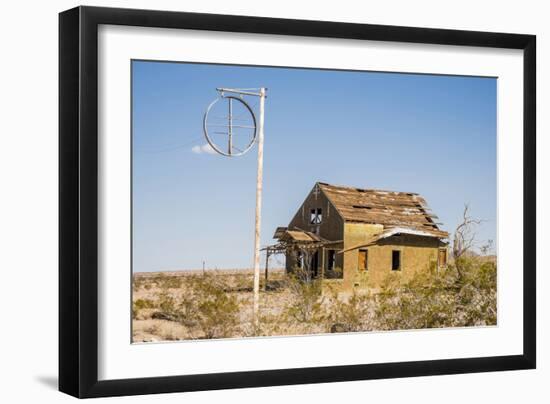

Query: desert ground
132,256,497,343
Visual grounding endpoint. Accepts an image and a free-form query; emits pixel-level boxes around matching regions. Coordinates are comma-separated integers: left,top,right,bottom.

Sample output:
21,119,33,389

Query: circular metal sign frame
203,95,258,157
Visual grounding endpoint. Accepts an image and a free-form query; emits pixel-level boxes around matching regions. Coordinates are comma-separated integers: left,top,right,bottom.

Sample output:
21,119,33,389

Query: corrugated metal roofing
318,182,448,239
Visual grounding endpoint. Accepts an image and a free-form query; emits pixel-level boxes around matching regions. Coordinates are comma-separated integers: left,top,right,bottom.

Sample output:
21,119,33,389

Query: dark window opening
310,208,322,224
326,250,335,271
311,251,319,278
392,250,401,271
325,250,343,279
358,249,368,271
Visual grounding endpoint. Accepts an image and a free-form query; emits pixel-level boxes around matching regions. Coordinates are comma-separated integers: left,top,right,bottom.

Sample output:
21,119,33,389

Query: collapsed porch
264,228,343,283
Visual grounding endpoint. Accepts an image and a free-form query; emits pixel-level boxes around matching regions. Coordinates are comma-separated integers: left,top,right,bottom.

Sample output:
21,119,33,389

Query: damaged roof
339,227,448,253
317,182,448,239
275,228,343,248
280,229,323,242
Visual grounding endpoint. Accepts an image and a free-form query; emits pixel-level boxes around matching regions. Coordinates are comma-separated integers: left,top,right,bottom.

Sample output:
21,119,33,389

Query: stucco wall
341,224,442,291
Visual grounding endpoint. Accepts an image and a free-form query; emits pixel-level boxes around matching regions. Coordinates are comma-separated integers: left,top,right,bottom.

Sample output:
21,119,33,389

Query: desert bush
374,256,496,330
134,298,155,310
283,267,325,325
453,259,497,326
325,290,375,333
186,274,240,338
132,298,156,320
132,299,155,319
157,291,177,314
146,273,240,339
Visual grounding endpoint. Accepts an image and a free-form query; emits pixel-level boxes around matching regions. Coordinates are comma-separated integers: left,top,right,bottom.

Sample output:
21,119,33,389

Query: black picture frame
59,5,536,398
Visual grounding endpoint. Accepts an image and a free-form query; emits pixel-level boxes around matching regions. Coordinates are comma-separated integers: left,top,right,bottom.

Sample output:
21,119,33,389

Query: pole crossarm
216,87,265,97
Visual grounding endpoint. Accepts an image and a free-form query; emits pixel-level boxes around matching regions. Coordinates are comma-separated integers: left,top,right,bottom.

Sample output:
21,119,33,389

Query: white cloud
191,143,217,155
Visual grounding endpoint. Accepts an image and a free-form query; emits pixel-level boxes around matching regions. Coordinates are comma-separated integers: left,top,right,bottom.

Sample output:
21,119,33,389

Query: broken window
296,251,303,269
358,249,368,271
310,208,322,224
326,250,335,271
438,248,448,267
325,250,343,279
391,250,401,271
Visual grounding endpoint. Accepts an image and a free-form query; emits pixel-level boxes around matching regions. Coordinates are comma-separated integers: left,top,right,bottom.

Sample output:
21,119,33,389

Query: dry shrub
132,298,156,319
325,290,375,333
148,273,240,339
284,269,325,324
186,274,240,338
375,256,497,330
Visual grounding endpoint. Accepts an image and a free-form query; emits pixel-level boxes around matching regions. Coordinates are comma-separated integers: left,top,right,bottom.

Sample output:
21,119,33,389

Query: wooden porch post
320,246,325,279
264,248,270,291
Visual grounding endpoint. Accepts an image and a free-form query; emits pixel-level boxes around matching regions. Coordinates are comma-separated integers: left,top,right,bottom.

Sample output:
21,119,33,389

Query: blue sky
132,60,496,272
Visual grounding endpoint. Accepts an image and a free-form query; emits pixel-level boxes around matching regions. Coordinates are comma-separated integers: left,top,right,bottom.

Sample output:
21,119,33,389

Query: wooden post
264,249,270,291
252,88,266,328
320,246,325,279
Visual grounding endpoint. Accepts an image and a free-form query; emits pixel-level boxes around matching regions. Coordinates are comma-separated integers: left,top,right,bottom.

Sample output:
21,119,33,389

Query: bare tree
452,204,483,279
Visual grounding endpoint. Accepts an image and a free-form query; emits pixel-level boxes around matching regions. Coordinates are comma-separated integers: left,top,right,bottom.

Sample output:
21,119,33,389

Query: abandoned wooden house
271,182,449,291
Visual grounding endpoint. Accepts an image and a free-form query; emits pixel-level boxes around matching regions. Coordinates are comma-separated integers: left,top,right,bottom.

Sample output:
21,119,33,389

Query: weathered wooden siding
288,184,344,241
285,185,344,273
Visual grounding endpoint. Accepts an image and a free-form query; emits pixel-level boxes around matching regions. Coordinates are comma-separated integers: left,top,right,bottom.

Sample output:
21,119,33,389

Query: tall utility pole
203,87,267,328
252,87,266,327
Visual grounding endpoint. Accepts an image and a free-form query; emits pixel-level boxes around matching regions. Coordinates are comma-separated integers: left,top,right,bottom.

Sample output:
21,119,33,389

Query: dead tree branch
452,204,483,279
